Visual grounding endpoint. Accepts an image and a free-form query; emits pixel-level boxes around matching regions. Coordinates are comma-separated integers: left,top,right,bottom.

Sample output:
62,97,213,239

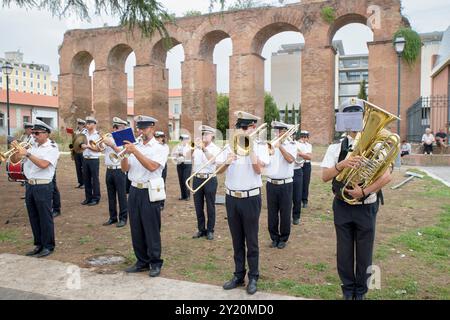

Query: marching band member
80,116,101,206
217,111,270,295
73,119,87,189
172,134,192,201
321,99,392,300
122,115,169,277
265,121,297,249
292,132,304,225
191,125,221,240
10,120,60,258
102,117,128,227
299,131,313,208
19,122,34,143
155,131,169,210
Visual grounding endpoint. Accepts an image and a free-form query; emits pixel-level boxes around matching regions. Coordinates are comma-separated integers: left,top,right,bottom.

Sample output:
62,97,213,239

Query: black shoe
87,201,99,206
247,279,258,295
270,241,278,248
25,246,42,256
79,185,85,189
343,294,353,300
103,219,118,226
207,232,214,240
354,294,365,300
178,197,185,200
20,195,26,200
192,231,207,239
293,218,300,225
34,248,53,258
75,184,82,189
302,203,308,208
125,264,149,273
116,220,127,228
184,197,190,201
81,200,90,205
149,267,161,277
277,241,287,249
223,276,245,290
52,211,61,218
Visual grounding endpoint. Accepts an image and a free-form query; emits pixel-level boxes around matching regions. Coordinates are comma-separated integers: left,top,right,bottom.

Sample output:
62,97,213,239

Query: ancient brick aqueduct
58,0,420,144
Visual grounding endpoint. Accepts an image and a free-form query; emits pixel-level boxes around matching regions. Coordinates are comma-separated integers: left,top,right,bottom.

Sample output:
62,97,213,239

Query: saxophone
336,100,401,205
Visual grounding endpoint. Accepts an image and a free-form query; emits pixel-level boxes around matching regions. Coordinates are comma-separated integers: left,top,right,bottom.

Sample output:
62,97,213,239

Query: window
30,81,33,88
30,72,33,78
174,104,180,114
15,79,18,86
0,77,2,83
37,74,40,79
0,112,4,127
15,70,18,76
23,71,26,77
23,80,26,86
37,83,40,89
44,75,46,80
23,116,30,124
44,84,47,90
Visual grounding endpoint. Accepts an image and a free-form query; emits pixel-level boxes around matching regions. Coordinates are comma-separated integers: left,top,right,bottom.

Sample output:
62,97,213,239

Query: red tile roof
0,90,58,109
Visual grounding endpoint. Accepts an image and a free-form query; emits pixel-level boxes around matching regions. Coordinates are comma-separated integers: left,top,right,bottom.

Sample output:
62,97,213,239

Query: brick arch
198,30,231,62
251,22,302,55
150,37,182,66
328,13,370,45
107,44,134,71
71,51,94,75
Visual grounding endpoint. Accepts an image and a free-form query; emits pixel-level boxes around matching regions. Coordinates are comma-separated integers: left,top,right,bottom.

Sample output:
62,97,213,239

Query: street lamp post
394,36,406,136
2,61,13,137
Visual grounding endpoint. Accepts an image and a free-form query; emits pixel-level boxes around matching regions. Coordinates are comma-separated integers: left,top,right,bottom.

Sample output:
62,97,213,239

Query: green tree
284,104,289,124
183,10,202,17
264,93,280,139
291,103,296,124
298,103,302,128
358,79,368,101
216,94,229,137
228,0,259,10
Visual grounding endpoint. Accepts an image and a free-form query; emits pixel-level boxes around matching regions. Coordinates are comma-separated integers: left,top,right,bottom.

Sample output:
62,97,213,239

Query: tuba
335,100,400,205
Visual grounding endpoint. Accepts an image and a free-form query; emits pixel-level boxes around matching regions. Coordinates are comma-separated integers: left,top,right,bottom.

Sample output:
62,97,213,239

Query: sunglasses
32,131,46,136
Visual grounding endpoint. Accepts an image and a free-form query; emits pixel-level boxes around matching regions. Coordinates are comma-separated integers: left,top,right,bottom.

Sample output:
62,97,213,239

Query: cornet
267,124,299,155
0,138,33,164
89,133,112,151
109,134,143,163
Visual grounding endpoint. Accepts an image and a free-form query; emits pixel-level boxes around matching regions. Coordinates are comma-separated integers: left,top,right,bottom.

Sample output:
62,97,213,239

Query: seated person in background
421,128,435,155
435,128,448,148
400,140,411,157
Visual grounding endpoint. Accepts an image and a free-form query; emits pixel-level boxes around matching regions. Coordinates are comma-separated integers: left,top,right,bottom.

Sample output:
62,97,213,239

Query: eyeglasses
32,131,46,136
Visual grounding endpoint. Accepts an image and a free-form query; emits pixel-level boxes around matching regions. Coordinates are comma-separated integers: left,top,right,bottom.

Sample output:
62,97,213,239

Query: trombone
109,134,143,163
185,123,268,194
267,124,299,155
89,133,112,151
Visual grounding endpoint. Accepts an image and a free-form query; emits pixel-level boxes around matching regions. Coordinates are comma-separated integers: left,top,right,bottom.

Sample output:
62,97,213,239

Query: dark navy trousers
106,168,127,222
193,176,217,233
267,182,293,242
83,158,101,202
292,168,303,220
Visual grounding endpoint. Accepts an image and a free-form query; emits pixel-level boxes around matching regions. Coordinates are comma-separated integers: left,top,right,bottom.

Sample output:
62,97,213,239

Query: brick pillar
229,53,265,128
134,64,169,133
181,59,217,135
92,68,128,131
58,73,92,129
301,45,335,145
368,41,421,139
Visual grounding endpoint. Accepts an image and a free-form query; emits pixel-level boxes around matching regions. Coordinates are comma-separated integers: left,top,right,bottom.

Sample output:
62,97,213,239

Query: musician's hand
345,184,365,200
103,138,114,147
17,146,28,157
225,153,237,165
123,141,137,154
81,144,88,150
339,156,362,170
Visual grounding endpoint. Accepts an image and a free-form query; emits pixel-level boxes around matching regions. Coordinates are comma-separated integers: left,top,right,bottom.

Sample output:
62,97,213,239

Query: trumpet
89,133,112,151
0,139,33,164
185,123,268,194
267,124,299,155
109,134,143,163
190,140,204,151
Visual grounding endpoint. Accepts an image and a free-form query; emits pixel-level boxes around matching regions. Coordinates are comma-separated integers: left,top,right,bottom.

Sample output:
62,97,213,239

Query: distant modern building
0,51,53,96
0,90,58,136
51,81,58,96
271,43,303,120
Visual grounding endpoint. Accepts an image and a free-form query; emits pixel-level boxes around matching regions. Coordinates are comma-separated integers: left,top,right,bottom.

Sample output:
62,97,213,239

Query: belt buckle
137,183,143,189
234,191,244,198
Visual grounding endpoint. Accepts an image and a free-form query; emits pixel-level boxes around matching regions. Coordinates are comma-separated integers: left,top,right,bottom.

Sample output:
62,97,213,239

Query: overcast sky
1,0,449,92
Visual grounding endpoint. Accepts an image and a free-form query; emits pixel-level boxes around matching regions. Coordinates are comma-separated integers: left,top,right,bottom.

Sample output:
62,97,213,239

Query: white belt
195,173,215,179
106,165,121,170
354,194,378,205
84,156,99,160
131,182,150,189
27,179,52,185
267,177,293,185
225,188,261,199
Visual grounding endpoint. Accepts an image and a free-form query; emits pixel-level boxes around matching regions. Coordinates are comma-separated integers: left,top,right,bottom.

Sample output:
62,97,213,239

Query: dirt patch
0,154,448,299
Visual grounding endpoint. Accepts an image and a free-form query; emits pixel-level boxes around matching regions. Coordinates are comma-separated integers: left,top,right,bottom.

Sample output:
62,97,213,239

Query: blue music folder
112,127,136,147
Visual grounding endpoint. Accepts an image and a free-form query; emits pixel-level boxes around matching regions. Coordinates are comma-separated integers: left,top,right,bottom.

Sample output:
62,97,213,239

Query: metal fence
407,96,450,142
